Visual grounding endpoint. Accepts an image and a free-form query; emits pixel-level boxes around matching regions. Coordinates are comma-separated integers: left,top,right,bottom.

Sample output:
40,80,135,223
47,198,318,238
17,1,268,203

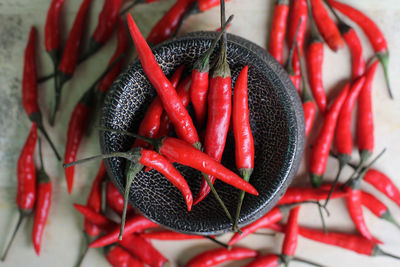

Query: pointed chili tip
33,243,40,256
377,51,393,99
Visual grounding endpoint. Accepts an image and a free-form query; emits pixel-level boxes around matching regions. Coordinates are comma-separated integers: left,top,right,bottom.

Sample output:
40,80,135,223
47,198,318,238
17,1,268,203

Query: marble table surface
0,0,399,266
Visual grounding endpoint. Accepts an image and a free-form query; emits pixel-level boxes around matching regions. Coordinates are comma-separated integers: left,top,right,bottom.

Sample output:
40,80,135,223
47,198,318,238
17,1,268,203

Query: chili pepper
357,61,379,168
269,0,289,65
132,65,184,148
327,0,393,99
22,27,61,160
52,0,91,125
105,245,145,267
324,77,365,206
286,18,302,92
140,230,205,240
232,66,254,231
98,17,129,94
278,187,347,205
185,247,258,267
89,214,157,248
74,204,117,231
106,182,134,216
86,0,123,58
127,14,200,147
310,0,343,51
305,0,326,112
281,206,300,264
119,234,168,267
44,0,66,68
190,15,233,129
309,83,349,187
32,138,52,256
1,123,37,261
158,76,192,137
146,0,196,45
363,169,400,207
244,254,280,267
361,190,400,229
287,0,308,80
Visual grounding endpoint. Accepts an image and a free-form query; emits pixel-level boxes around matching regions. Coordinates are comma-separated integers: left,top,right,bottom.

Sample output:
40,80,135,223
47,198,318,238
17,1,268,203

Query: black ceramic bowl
100,32,305,235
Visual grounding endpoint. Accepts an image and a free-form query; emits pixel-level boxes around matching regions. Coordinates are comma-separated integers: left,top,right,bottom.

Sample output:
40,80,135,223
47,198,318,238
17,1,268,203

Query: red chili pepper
146,0,196,45
197,0,228,12
327,0,393,99
52,0,91,125
105,245,145,267
286,18,303,92
278,187,347,205
309,83,349,187
98,17,129,94
363,169,400,207
106,182,134,216
74,204,117,231
44,0,66,62
89,214,158,248
232,66,254,230
1,123,37,261
305,0,326,113
281,206,300,263
357,61,379,166
32,140,52,255
89,0,123,54
269,0,289,65
185,247,258,267
127,14,200,147
190,16,233,129
310,0,343,51
119,234,168,267
361,190,400,228
245,254,280,267
140,230,205,240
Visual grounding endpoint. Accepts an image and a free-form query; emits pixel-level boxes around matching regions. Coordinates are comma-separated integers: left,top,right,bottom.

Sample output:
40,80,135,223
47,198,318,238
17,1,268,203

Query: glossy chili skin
146,0,196,45
309,84,349,187
185,247,258,267
98,17,129,93
197,0,228,12
158,137,258,196
140,230,204,240
357,61,379,159
32,169,52,255
89,215,158,248
364,169,400,207
190,70,209,129
361,191,388,218
44,0,66,55
340,24,365,80
106,182,134,215
282,206,300,258
286,15,302,93
127,14,199,146
23,27,39,117
17,123,38,211
84,162,106,237
269,0,289,65
64,90,93,194
74,204,116,232
105,245,145,267
310,0,343,51
278,187,347,204
119,234,167,267
244,254,280,267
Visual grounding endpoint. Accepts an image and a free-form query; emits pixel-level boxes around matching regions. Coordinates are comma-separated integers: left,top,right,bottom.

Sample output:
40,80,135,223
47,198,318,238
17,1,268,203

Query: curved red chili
245,254,280,267
105,245,145,267
363,169,400,207
74,204,117,231
278,187,347,204
185,247,258,267
286,18,302,92
327,0,392,99
127,14,200,147
309,83,349,187
269,0,289,65
281,206,300,263
44,0,66,61
140,230,205,240
106,182,134,216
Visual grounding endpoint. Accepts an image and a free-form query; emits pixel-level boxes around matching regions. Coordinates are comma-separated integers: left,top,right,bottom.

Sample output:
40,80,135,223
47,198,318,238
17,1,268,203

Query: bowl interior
100,32,304,235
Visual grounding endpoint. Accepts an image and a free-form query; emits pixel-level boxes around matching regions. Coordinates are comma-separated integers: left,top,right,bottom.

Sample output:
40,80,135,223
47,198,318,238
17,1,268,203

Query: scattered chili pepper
190,15,233,129
89,214,157,248
245,254,280,267
361,190,400,229
327,0,393,99
232,66,255,231
310,0,343,51
32,138,52,256
185,247,258,267
269,0,289,65
309,83,349,187
119,234,168,267
363,169,400,207
74,204,117,232
140,230,205,240
1,123,37,261
23,27,61,160
286,18,302,92
127,14,200,147
106,182,134,216
105,245,145,267
281,206,300,264
52,0,92,125
305,0,326,112
278,187,347,205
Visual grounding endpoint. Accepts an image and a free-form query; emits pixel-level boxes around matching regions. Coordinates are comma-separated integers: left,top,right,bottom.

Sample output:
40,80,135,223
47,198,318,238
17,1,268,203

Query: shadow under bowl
100,31,305,235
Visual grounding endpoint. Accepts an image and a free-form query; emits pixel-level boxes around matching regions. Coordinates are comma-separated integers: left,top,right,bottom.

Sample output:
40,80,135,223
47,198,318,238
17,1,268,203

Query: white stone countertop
0,0,400,266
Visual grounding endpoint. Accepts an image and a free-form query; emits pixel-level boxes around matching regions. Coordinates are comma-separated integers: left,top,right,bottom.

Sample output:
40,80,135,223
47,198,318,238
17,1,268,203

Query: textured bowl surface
100,32,305,235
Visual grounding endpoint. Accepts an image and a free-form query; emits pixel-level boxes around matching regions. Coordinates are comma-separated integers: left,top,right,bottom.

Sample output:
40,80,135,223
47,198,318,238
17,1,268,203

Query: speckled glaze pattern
100,32,305,235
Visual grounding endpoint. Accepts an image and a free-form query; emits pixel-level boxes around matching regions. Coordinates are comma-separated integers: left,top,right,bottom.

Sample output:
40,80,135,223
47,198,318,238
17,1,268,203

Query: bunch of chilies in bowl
4,0,400,266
